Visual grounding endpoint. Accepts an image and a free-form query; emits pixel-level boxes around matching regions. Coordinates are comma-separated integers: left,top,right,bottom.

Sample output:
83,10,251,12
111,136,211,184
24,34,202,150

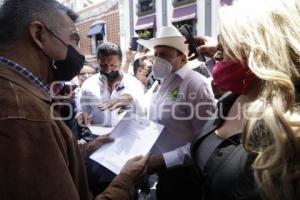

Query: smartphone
130,36,138,51
179,24,206,62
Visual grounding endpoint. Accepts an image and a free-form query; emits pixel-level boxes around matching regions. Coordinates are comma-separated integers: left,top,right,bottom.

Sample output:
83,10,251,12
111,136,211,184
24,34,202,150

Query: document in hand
88,111,128,136
89,112,164,174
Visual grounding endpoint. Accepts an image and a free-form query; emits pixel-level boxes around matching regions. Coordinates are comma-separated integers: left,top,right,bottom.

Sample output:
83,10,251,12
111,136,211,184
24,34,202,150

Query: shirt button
217,150,223,156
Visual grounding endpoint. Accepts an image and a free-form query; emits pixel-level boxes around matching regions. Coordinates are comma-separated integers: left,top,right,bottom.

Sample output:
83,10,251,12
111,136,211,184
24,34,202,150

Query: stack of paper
90,113,164,174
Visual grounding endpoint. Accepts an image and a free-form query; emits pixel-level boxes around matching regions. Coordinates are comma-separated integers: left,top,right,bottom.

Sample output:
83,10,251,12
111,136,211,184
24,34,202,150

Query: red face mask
212,59,257,95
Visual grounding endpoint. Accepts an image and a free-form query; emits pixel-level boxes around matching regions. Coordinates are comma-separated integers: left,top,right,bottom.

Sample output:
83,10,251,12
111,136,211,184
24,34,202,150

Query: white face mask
152,57,173,80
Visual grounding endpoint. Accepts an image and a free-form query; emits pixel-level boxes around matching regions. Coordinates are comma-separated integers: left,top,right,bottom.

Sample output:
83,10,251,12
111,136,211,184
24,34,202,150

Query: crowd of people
0,0,299,200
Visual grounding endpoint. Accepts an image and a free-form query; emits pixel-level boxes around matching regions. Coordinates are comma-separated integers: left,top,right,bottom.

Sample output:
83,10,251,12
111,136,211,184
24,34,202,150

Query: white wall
156,0,163,33
167,0,173,26
197,0,206,36
211,0,220,39
118,0,131,52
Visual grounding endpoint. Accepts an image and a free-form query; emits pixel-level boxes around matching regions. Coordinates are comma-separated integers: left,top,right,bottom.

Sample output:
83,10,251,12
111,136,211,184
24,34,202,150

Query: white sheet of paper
88,126,114,136
88,111,128,136
89,113,164,174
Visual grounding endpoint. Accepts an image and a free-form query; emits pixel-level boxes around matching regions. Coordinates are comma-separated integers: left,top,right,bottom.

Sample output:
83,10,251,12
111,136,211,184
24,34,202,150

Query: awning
172,4,197,23
135,15,156,31
87,21,106,38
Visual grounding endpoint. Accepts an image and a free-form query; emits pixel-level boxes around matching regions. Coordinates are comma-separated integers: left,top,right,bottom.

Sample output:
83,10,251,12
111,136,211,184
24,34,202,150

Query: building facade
61,0,120,66
60,0,233,63
118,0,233,53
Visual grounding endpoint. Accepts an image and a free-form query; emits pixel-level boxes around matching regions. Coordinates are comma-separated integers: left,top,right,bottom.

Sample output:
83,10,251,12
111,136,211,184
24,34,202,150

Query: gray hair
0,0,78,49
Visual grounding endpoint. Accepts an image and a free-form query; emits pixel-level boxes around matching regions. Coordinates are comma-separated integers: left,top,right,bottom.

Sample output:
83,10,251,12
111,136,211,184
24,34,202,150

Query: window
136,29,154,39
173,0,196,7
91,33,104,55
136,0,156,17
95,33,103,49
173,20,197,36
172,4,197,32
136,29,155,52
87,22,106,55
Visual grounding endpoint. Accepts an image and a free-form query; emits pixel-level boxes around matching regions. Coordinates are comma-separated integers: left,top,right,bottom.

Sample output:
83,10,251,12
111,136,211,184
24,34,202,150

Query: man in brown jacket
0,0,148,199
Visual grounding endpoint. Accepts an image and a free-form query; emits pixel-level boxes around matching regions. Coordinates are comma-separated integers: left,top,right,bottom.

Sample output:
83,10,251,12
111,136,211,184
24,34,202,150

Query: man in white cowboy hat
138,26,216,199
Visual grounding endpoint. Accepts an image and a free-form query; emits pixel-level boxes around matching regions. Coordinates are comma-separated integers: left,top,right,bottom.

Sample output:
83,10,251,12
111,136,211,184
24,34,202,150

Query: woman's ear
29,21,47,50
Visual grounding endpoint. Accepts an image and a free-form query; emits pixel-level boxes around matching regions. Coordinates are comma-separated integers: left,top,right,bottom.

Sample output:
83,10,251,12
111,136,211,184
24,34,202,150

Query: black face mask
52,45,85,81
100,70,120,81
46,28,85,81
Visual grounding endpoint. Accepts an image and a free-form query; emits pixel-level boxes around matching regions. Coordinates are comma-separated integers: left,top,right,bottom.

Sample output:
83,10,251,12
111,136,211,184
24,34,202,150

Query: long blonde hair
219,0,300,199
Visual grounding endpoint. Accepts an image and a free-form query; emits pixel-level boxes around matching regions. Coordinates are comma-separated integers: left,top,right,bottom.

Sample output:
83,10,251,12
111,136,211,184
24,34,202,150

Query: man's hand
147,154,166,174
186,36,218,60
86,135,114,156
98,94,133,114
77,112,93,127
123,47,137,73
125,48,137,63
120,154,150,185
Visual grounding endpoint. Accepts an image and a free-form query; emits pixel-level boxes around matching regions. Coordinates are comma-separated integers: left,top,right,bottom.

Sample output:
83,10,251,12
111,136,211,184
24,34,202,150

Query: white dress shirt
147,63,216,168
79,72,144,126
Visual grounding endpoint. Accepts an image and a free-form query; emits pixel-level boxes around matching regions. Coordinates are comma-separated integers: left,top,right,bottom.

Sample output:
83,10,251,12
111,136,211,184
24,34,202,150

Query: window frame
172,0,196,7
136,0,156,17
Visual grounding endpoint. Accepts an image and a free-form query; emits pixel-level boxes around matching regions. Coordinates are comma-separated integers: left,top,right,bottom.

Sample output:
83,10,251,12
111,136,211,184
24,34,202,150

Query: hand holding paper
90,113,164,174
86,135,114,156
120,154,150,184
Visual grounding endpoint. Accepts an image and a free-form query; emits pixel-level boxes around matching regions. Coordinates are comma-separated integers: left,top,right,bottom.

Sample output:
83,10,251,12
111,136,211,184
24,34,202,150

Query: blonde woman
209,0,300,199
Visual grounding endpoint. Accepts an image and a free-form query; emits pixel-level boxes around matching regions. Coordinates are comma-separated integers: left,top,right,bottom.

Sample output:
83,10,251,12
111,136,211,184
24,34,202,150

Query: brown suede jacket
0,63,135,200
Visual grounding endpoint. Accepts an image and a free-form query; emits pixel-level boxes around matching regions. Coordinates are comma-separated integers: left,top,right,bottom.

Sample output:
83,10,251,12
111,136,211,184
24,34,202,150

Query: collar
191,92,240,161
0,63,52,102
99,72,125,92
214,92,240,126
175,63,191,79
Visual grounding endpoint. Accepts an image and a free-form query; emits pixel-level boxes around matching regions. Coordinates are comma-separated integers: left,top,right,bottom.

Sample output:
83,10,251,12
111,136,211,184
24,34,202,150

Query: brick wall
77,21,92,55
76,4,120,59
104,5,120,46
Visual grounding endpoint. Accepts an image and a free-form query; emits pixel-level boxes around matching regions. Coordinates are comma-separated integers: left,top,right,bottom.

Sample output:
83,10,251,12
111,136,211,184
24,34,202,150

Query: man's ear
179,54,187,68
181,54,188,63
29,21,48,49
137,67,144,74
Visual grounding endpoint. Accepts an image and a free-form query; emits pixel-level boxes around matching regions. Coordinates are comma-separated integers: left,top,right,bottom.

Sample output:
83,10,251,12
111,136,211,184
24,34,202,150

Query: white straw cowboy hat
137,26,188,54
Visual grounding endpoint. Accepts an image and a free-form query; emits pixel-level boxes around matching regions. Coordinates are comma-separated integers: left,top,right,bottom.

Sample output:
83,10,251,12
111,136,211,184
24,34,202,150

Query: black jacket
191,93,261,200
